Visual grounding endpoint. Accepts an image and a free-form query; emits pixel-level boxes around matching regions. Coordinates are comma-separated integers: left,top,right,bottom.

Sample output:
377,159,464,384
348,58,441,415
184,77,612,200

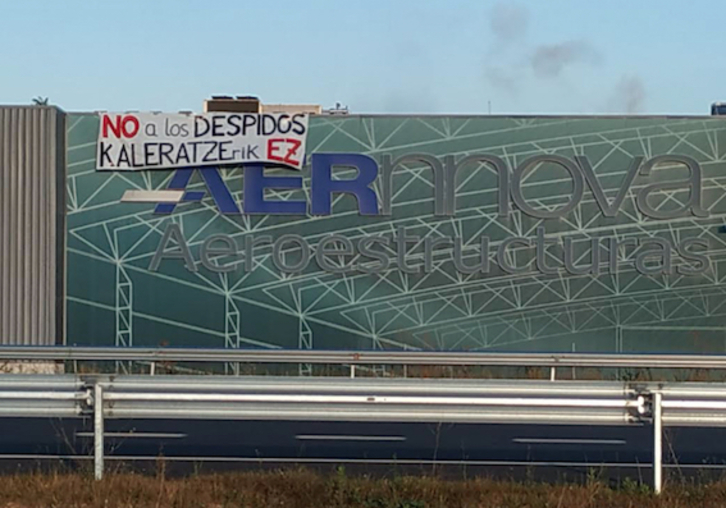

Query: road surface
1,417,724,481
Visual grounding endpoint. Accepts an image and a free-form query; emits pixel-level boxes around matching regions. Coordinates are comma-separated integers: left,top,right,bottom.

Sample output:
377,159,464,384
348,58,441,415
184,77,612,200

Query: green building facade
65,113,726,355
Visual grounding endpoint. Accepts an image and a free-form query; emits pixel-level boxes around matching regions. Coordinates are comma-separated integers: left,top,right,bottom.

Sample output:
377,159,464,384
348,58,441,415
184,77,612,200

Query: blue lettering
199,167,241,214
243,165,305,215
155,169,196,214
155,167,241,215
148,154,380,217
311,153,379,215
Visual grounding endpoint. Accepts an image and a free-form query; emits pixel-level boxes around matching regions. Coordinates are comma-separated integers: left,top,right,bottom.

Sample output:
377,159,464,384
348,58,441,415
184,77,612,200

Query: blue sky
1,0,723,115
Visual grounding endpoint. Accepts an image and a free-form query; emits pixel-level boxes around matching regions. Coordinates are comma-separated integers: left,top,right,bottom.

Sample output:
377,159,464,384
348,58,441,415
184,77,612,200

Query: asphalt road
2,418,725,481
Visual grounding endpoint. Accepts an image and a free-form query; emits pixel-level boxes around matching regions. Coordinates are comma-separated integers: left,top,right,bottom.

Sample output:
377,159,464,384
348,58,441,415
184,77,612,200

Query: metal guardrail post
350,365,356,378
653,392,663,494
550,367,556,381
94,384,104,481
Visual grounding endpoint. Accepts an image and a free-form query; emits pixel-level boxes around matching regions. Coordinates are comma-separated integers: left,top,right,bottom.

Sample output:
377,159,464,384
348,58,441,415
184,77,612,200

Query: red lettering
101,114,139,139
121,115,140,138
267,138,302,167
283,138,302,165
102,115,121,138
268,138,284,162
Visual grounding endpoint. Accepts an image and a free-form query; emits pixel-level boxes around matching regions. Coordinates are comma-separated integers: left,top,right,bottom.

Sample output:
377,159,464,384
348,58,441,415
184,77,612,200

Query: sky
1,0,724,115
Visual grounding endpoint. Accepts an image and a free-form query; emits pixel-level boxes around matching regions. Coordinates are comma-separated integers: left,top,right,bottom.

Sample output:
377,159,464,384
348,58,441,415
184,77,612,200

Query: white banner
96,112,309,171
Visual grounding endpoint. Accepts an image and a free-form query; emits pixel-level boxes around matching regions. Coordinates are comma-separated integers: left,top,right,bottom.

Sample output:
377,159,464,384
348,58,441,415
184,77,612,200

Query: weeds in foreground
0,468,725,507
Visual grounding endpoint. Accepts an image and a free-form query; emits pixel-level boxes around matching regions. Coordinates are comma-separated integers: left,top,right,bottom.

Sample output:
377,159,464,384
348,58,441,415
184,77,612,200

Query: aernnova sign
94,113,714,279
135,153,711,278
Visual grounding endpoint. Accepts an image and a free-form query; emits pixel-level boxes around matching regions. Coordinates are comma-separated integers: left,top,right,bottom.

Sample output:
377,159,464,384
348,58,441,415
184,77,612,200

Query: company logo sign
120,151,706,221
95,114,713,278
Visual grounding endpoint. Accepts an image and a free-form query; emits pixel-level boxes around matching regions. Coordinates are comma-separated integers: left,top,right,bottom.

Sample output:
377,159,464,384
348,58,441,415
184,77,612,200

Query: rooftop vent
323,102,350,115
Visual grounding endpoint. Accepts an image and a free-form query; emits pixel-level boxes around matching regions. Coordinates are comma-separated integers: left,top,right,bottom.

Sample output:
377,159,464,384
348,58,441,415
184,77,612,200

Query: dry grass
0,468,724,508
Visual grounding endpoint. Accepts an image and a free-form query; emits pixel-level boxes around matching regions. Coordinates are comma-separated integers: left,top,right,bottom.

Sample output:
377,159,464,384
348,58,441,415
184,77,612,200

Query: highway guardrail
5,373,726,493
2,346,726,375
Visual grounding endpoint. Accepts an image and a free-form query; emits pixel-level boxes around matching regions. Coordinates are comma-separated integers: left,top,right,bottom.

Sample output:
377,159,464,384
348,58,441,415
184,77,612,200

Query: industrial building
2,98,726,359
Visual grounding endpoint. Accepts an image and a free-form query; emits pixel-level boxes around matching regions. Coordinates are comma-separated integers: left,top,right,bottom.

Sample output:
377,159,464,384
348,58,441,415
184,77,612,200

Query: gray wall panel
0,106,65,345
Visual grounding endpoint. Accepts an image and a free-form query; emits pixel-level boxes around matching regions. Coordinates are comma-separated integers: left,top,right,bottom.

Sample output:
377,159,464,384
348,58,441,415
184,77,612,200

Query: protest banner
97,112,309,171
